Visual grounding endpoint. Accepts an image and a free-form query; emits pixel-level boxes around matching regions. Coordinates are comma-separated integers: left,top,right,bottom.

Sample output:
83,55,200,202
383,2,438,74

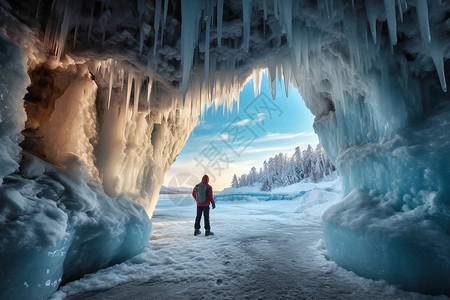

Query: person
192,175,216,236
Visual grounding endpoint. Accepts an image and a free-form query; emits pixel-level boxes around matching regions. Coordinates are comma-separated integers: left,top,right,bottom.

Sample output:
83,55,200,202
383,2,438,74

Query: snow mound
295,189,342,222
0,154,151,300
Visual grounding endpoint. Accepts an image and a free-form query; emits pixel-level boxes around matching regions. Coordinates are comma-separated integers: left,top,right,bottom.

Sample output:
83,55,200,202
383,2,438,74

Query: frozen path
54,188,446,300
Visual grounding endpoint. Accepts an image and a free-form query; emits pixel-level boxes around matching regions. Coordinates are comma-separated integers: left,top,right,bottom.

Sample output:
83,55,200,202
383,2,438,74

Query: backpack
195,182,209,204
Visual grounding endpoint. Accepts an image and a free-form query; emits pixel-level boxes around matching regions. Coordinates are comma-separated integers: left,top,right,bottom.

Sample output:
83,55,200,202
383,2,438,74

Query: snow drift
1,0,450,297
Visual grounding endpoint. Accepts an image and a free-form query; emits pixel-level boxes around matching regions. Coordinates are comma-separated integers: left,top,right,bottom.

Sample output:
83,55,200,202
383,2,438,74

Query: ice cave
0,0,449,298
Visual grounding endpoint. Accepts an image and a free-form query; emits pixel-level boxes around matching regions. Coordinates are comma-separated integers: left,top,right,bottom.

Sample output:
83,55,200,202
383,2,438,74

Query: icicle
365,0,378,45
120,69,125,91
352,0,355,9
108,61,114,109
252,69,261,96
147,76,153,104
217,0,224,47
181,0,200,101
36,0,41,19
301,29,309,73
267,61,277,100
209,53,217,99
429,42,447,92
279,0,293,47
282,61,291,97
153,0,162,62
55,1,73,62
293,19,302,67
397,0,403,23
126,72,133,118
204,1,213,84
416,0,431,43
263,0,267,36
73,25,78,47
161,0,168,44
384,0,397,46
242,0,252,53
273,0,279,20
134,77,142,120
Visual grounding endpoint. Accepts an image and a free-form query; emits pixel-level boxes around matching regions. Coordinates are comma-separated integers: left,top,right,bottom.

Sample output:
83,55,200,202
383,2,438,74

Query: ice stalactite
242,0,252,52
181,0,200,100
217,0,224,47
416,0,431,43
108,59,115,109
278,0,293,47
204,0,214,85
92,58,199,215
160,0,168,44
384,0,397,46
153,0,161,65
126,72,133,118
365,0,383,45
252,69,265,97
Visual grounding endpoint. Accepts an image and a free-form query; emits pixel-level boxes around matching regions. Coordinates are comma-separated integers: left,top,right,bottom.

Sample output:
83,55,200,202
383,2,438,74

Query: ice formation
0,0,450,298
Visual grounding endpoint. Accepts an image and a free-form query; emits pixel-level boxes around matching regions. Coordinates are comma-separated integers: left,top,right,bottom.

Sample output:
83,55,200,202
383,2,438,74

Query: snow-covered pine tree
247,167,258,186
302,144,314,180
238,174,248,187
293,146,304,180
231,174,239,188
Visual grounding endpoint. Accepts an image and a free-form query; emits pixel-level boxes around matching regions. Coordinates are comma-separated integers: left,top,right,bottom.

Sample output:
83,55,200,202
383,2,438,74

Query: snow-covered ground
51,179,448,299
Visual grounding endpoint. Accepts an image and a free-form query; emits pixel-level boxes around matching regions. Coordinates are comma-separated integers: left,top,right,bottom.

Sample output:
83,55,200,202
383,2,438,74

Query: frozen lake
53,182,448,299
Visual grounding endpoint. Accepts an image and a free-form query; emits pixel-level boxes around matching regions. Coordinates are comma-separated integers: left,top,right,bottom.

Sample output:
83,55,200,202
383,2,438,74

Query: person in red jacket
192,175,216,236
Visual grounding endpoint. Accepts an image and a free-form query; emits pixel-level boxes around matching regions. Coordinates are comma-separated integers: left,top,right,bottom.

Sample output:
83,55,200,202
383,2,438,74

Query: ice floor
51,181,449,300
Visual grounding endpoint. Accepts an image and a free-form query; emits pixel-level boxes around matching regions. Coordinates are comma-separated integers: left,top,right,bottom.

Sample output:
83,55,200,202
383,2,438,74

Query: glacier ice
1,0,450,297
0,31,29,181
0,154,151,300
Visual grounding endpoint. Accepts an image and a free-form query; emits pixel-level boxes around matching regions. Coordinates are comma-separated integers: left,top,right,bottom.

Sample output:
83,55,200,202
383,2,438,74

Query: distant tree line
231,144,336,191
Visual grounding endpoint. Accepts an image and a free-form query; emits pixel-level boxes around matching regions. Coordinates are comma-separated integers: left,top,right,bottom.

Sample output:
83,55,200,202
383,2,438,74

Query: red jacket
192,175,215,207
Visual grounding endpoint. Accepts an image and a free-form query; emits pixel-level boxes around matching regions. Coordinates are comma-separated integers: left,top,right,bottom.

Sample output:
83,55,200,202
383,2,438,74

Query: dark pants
194,206,210,230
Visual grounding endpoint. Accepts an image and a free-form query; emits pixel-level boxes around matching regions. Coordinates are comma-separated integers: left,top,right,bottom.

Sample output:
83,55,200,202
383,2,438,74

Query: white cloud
256,131,316,142
233,119,251,126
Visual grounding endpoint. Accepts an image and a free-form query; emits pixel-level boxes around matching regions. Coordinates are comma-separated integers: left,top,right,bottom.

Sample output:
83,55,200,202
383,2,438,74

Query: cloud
256,131,317,142
233,119,251,126
253,113,267,124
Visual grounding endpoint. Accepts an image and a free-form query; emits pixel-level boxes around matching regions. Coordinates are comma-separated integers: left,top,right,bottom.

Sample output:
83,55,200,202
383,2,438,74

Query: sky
163,73,319,191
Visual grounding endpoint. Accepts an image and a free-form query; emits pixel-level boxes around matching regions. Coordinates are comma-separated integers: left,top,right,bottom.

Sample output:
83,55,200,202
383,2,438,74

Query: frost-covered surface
51,184,447,299
0,154,151,300
0,31,29,181
323,101,450,295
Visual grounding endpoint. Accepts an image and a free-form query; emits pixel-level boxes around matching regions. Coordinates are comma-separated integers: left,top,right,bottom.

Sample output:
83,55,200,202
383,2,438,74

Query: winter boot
194,229,201,236
205,230,214,236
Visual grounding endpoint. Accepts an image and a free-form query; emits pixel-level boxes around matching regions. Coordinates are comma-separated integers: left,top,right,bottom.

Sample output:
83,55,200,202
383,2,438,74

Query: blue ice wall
0,155,151,300
312,1,450,295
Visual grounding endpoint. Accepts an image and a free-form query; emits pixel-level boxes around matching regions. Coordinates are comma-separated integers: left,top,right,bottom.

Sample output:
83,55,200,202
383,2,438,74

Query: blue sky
163,74,319,191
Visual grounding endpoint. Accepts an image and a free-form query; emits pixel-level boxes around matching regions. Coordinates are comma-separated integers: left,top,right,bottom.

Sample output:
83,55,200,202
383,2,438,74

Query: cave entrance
161,72,337,206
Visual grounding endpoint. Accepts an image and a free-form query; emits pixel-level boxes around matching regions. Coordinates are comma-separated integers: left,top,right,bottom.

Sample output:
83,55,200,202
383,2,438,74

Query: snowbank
0,154,151,300
217,178,341,203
